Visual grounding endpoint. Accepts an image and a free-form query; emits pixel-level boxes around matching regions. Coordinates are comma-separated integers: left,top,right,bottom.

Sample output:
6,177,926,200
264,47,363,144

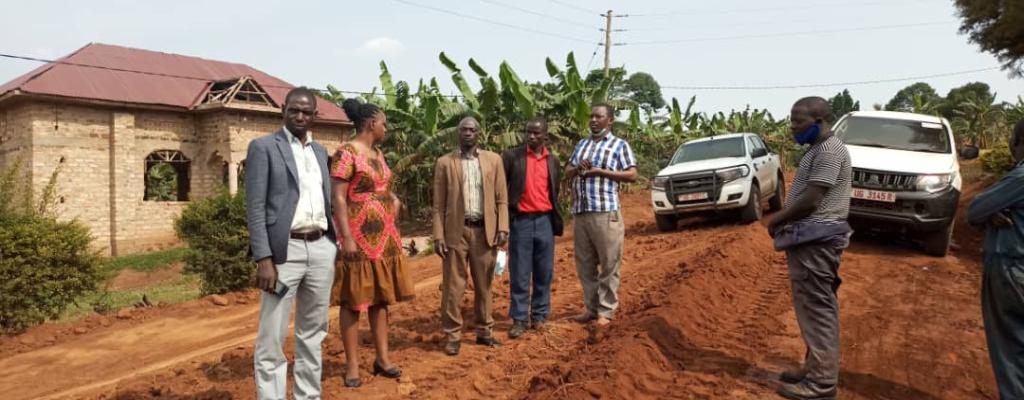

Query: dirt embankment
0,185,998,399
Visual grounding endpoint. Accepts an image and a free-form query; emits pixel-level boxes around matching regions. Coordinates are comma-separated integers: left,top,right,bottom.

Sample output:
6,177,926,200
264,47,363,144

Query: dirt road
0,190,997,399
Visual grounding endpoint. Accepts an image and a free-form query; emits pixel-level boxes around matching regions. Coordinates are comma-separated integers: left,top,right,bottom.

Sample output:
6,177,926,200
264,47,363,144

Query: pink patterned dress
330,143,414,311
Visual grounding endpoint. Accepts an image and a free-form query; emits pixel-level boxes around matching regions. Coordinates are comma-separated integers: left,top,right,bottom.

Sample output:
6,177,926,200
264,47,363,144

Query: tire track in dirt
0,262,443,400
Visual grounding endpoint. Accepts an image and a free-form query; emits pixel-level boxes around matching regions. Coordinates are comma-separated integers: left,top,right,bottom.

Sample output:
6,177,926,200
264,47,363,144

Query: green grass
960,159,990,184
58,247,200,321
60,274,202,321
103,247,188,273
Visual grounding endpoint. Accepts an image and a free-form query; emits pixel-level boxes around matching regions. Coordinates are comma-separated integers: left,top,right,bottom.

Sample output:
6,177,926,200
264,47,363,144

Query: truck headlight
716,166,750,183
916,174,951,193
652,176,668,190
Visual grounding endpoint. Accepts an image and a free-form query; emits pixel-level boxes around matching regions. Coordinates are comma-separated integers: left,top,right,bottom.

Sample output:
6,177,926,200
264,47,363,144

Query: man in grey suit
246,87,337,400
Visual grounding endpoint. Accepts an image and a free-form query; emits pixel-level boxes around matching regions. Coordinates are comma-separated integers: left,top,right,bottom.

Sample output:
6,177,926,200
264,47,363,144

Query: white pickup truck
650,133,785,231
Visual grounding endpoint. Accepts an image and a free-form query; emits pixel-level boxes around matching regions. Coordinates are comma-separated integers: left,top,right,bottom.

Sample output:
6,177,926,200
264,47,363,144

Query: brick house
0,43,351,255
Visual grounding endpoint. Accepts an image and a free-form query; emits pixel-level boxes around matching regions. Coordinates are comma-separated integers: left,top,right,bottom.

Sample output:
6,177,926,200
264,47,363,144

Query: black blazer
501,145,564,236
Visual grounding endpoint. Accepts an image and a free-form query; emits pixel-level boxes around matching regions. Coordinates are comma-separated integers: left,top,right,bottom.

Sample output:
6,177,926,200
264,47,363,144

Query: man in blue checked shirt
967,120,1024,400
565,103,638,327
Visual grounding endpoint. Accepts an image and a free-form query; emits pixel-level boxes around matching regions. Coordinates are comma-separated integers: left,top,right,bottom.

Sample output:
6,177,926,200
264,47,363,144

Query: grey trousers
981,254,1024,400
573,211,625,319
786,243,844,387
254,237,336,400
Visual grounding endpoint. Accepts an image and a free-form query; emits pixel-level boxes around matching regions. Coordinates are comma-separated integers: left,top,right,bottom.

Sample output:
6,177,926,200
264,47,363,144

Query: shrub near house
174,190,252,295
0,164,102,334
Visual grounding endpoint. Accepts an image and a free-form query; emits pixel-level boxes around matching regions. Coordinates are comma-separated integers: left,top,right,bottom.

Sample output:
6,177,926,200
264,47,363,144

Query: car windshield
670,137,746,164
835,116,951,153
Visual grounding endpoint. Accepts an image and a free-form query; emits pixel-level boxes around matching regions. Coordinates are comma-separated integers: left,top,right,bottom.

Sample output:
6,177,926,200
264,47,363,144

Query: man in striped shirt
565,103,638,326
768,97,852,400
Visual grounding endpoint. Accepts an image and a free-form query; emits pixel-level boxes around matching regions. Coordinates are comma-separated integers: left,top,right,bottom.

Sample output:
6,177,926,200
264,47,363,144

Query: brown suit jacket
432,149,509,248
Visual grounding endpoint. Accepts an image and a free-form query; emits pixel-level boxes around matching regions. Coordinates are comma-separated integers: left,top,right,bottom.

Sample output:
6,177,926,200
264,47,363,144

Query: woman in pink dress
331,99,415,388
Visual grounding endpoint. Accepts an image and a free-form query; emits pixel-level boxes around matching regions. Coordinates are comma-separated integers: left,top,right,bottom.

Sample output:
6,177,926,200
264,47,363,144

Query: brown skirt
333,255,415,311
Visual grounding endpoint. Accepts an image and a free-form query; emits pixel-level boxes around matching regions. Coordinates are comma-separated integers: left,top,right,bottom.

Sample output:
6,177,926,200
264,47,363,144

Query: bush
0,162,102,334
174,189,252,295
981,146,1016,175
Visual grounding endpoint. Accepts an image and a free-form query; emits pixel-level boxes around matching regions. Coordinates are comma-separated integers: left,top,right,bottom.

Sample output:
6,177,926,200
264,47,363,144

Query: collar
526,145,549,158
589,129,612,141
283,126,313,146
459,147,479,159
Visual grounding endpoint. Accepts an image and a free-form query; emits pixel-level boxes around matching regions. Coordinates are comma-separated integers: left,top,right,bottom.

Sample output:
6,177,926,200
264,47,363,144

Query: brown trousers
441,225,496,341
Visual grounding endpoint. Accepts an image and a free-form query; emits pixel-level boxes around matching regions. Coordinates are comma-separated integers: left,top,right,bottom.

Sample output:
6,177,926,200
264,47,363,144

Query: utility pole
604,9,612,77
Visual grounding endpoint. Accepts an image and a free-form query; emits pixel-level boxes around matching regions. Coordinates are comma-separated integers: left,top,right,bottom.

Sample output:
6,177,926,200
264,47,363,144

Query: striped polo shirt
568,131,637,214
785,135,852,224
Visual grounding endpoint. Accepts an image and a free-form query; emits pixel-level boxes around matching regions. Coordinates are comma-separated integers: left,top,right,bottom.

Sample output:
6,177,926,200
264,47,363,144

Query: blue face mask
794,123,820,145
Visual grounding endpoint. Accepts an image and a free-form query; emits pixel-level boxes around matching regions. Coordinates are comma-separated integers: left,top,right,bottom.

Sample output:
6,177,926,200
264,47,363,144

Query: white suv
834,111,966,256
650,133,785,231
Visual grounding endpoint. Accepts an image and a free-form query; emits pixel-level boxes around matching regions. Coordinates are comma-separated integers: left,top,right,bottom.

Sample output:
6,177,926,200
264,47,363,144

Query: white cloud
357,37,405,57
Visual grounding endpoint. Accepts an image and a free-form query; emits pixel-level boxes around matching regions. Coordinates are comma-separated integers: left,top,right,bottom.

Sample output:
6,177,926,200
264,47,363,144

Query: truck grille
852,168,917,191
666,171,720,205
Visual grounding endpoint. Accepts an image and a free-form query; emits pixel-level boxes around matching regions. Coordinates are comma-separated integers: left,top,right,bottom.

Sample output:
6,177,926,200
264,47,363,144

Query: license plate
852,188,896,203
677,192,709,202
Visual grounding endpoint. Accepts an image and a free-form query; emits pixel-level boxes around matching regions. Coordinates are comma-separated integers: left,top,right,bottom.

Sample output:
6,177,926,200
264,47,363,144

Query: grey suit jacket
246,129,336,265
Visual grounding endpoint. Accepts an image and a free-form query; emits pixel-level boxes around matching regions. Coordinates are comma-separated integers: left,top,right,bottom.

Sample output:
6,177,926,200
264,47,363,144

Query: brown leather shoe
572,312,597,323
508,322,528,339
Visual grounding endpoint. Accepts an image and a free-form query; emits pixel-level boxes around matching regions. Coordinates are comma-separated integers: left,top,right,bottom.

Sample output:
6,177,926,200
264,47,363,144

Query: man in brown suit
433,117,510,356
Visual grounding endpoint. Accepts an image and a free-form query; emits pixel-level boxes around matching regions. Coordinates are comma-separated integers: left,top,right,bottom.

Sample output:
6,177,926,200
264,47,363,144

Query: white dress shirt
285,127,329,232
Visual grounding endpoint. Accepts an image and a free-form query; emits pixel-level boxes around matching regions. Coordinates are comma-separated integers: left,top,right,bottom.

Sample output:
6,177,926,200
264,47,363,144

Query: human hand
990,211,1014,228
255,258,277,293
341,238,359,258
496,232,508,248
579,159,593,171
434,241,449,259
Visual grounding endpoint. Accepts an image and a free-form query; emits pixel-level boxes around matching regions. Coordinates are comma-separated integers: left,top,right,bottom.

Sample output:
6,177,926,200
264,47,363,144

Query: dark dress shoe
779,368,808,384
373,360,402,378
344,376,362,388
444,340,461,356
476,336,501,347
777,381,837,400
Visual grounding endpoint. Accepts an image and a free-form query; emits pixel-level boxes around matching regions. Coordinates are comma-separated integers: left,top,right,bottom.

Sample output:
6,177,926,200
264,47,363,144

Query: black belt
290,230,325,241
464,219,484,227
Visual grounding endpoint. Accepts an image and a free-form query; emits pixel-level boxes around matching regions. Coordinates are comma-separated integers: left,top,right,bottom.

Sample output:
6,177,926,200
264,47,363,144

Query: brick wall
0,104,36,191
2,99,349,256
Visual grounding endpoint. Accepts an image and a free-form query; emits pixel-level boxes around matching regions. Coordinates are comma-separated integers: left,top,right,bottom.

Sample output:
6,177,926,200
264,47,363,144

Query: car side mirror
959,145,979,160
660,158,671,168
751,148,768,158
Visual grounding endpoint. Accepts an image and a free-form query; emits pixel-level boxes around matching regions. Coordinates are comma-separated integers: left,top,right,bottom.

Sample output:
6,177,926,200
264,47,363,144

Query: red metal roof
0,43,349,124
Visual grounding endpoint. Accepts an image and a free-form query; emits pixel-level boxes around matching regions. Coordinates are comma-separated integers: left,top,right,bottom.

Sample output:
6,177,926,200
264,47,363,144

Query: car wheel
740,185,761,223
922,221,954,257
768,173,785,212
655,213,678,232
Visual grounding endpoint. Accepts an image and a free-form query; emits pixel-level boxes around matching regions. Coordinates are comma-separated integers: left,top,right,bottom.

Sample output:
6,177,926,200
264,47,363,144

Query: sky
1,0,1022,116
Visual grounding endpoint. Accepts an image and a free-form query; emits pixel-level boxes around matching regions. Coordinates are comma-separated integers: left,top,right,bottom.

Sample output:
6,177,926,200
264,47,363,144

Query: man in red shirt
501,118,564,339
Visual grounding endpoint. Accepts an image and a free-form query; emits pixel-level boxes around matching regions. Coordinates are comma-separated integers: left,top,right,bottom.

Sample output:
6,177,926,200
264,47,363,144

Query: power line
626,0,901,17
584,40,602,72
547,0,597,16
390,0,593,43
476,0,595,30
661,67,1000,91
0,52,466,99
625,21,953,45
